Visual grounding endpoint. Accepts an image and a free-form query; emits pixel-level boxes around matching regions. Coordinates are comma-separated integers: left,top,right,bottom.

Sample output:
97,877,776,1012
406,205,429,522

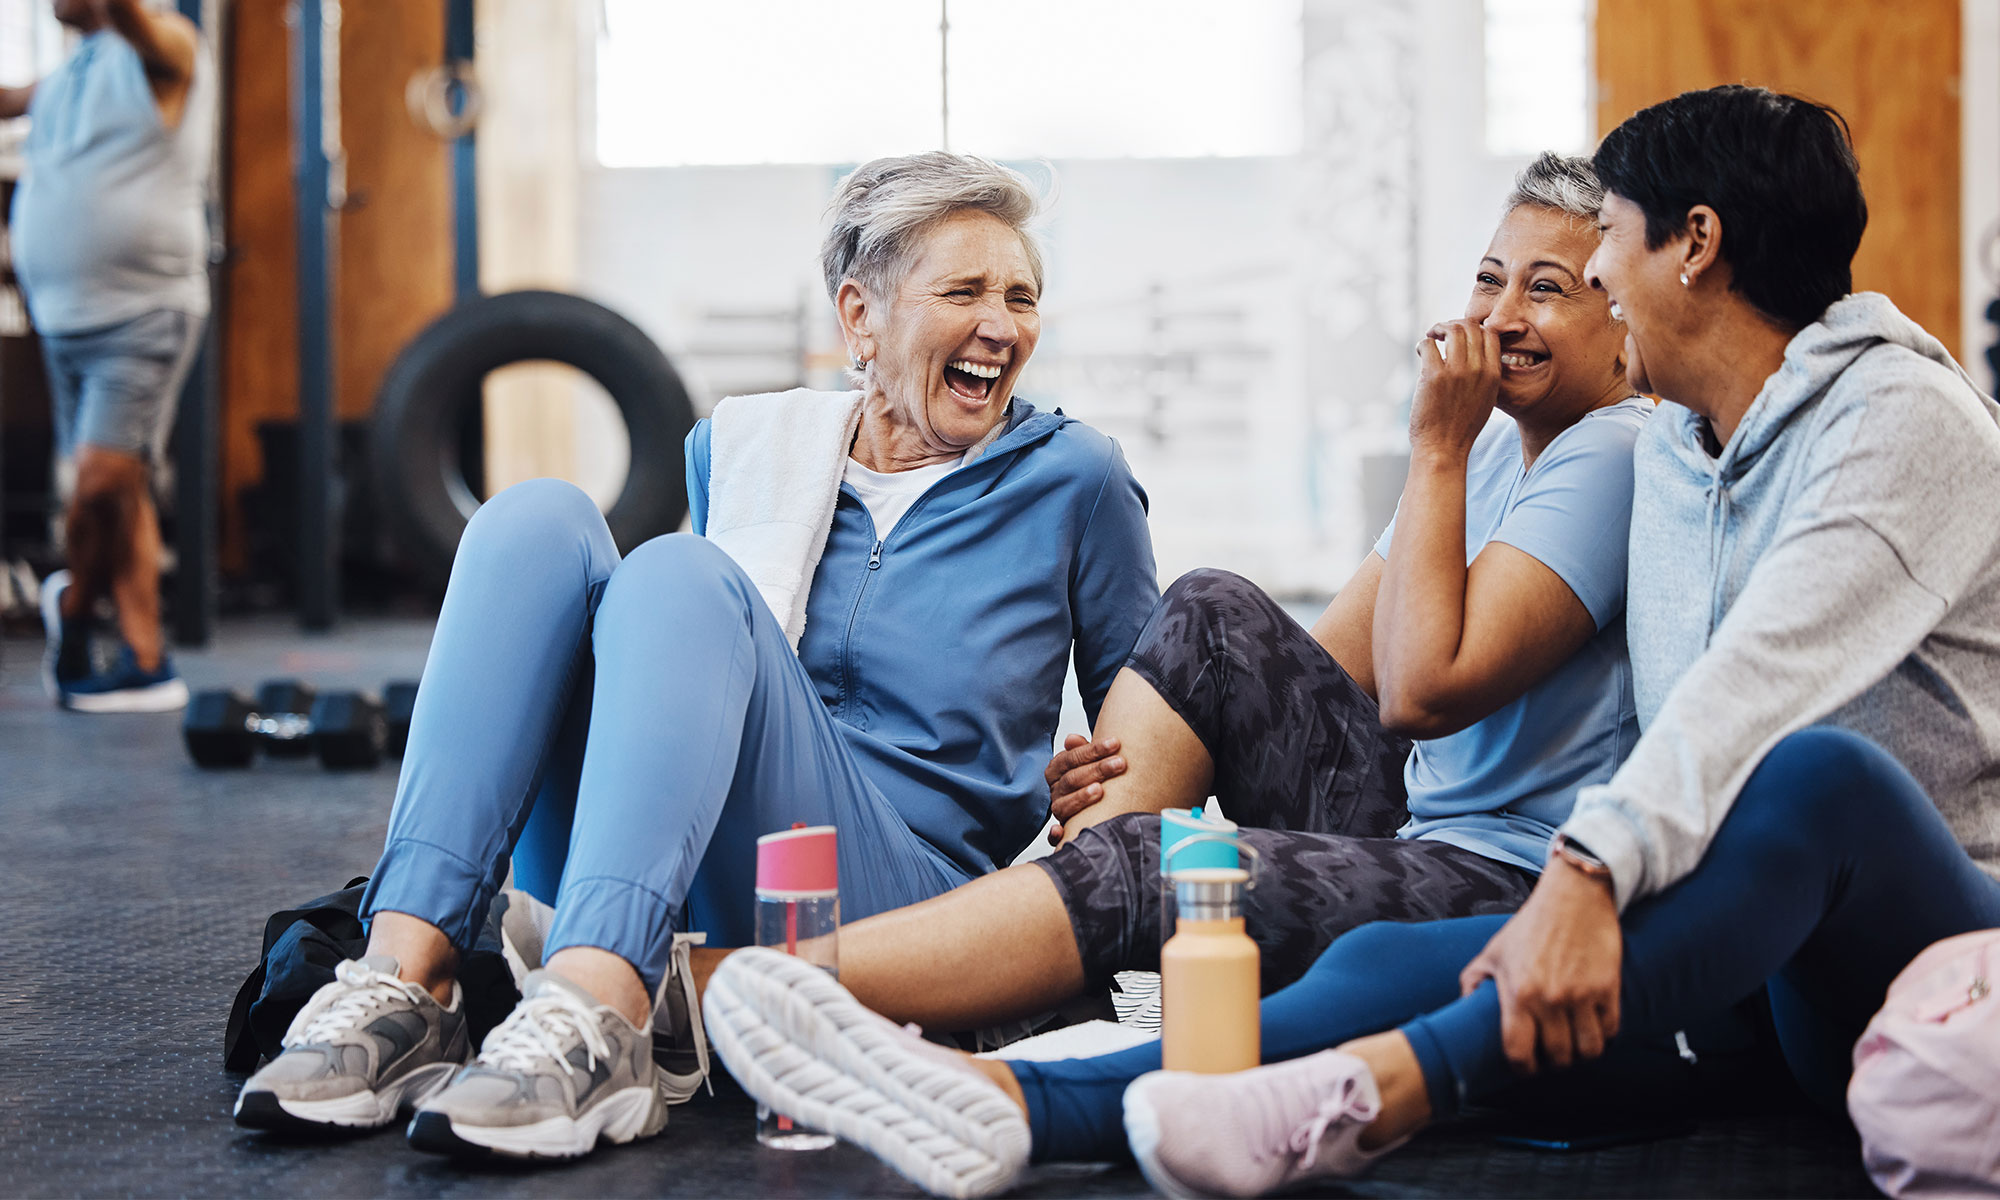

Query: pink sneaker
1122,1050,1409,1198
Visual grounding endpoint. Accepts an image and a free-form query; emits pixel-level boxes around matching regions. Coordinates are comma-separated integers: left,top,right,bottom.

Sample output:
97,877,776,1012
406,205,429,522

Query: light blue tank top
10,30,214,335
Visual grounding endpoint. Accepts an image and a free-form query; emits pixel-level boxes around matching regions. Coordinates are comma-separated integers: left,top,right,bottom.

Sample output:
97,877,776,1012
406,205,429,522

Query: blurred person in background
4,0,212,712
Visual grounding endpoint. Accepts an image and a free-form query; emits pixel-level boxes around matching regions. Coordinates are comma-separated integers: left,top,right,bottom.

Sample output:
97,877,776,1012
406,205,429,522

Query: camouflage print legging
1033,568,1537,996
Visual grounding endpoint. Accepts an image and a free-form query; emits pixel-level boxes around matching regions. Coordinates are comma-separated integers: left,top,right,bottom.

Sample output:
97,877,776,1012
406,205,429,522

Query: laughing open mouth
944,358,1003,402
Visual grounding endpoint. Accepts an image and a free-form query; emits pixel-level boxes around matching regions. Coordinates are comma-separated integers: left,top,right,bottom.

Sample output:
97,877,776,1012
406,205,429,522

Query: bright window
1483,0,1589,157
0,0,67,87
595,0,1302,167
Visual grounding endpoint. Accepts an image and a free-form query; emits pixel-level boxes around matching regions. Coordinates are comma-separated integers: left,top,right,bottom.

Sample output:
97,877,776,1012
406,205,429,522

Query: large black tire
371,290,694,580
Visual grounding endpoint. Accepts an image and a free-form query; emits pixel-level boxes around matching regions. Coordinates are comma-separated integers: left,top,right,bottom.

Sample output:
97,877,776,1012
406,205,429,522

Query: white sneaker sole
703,947,1030,1200
63,676,190,713
235,1060,458,1131
1121,1074,1200,1200
39,569,68,703
416,1082,665,1158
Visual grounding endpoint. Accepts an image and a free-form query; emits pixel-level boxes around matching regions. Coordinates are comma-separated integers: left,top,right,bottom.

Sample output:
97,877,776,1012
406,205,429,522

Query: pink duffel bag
1848,928,2000,1197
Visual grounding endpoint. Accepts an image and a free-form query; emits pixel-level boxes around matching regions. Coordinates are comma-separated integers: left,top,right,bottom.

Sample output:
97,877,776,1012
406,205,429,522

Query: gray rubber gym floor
0,616,1880,1198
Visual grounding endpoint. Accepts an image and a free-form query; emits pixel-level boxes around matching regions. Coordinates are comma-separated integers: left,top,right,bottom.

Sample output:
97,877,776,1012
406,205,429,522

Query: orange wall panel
219,0,454,576
1595,0,1961,354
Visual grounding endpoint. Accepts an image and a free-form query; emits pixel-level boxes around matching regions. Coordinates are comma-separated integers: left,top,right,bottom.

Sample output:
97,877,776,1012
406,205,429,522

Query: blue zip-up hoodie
686,400,1159,878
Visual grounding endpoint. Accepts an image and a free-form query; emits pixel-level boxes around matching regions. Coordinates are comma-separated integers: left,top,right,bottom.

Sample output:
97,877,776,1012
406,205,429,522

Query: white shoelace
658,933,713,1093
283,959,434,1048
478,990,611,1078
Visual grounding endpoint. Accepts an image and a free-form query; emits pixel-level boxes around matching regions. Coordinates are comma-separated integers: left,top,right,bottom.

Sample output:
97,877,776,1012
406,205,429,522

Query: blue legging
1012,727,2000,1163
358,480,967,993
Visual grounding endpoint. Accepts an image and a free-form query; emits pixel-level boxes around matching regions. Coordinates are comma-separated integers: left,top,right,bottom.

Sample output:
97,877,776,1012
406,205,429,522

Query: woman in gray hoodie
693,86,2000,1199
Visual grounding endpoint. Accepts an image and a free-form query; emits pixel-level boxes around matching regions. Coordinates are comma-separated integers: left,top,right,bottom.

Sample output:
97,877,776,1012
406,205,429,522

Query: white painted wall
571,2,1999,599
572,1,1507,597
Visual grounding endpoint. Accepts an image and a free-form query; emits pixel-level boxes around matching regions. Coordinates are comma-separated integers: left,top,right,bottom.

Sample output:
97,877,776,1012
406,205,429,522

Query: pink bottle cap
756,824,838,899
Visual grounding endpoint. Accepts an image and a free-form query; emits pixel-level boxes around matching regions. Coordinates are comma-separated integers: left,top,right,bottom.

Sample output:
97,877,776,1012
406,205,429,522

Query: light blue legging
358,480,967,993
1012,727,2000,1163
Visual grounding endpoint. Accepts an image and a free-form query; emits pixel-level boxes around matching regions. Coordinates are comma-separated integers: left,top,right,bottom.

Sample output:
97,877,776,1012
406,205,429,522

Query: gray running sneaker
234,955,468,1132
494,889,712,1107
407,969,667,1160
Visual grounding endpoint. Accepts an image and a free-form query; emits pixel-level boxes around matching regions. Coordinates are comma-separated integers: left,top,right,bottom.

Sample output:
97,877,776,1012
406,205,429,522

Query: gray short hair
819,152,1046,305
1503,151,1605,222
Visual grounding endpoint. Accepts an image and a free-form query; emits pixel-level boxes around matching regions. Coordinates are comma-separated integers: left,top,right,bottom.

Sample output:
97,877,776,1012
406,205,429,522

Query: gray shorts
40,308,204,464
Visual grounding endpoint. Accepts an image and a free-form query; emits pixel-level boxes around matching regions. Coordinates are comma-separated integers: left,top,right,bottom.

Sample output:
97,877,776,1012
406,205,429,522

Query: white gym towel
705,388,864,652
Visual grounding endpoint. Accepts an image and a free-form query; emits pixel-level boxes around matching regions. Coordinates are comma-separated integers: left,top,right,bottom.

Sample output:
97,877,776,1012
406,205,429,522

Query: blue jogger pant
359,480,969,993
1012,726,2000,1163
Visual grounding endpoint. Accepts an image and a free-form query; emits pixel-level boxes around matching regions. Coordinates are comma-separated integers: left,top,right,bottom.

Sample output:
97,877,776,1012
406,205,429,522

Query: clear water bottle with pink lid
753,823,839,1150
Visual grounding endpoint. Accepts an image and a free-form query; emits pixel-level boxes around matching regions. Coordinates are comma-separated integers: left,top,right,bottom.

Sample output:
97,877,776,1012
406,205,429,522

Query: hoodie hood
1663,292,1987,483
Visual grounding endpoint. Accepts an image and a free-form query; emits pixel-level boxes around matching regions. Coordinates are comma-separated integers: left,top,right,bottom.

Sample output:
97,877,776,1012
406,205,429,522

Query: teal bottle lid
1161,804,1239,874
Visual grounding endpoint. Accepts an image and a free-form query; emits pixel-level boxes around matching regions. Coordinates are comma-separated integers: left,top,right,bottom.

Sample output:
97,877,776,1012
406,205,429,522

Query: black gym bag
223,877,521,1073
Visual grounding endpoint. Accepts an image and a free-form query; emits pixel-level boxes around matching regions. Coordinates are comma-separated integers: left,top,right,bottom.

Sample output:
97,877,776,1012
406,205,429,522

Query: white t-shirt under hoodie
843,454,964,540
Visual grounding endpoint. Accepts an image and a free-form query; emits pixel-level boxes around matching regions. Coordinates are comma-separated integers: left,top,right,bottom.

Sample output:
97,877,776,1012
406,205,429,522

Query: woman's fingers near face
1442,321,1471,366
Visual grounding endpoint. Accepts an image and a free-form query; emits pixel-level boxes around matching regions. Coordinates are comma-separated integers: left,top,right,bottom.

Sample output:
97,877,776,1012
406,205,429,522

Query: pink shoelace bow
1287,1073,1381,1170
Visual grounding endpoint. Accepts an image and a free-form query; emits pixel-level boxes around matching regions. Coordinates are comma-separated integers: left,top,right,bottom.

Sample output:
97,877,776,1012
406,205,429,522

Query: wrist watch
1550,831,1613,880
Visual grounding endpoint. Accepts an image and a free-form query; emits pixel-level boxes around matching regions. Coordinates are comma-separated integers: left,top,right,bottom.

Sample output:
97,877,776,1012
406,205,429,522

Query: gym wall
1596,0,1963,359
219,0,454,576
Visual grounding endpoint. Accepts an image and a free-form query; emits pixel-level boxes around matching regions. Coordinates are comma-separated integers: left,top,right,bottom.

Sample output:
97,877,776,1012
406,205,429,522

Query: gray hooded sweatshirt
1561,293,2000,910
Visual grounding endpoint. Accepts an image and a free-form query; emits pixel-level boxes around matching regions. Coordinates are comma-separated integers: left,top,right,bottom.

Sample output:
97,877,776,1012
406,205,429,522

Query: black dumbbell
310,691,386,770
183,681,385,770
184,689,260,767
382,679,418,757
252,679,318,758
184,680,315,766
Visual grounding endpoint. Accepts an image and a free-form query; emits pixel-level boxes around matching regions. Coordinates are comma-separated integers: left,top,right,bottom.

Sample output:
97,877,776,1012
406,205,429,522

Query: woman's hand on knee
1045,734,1127,843
1459,860,1623,1074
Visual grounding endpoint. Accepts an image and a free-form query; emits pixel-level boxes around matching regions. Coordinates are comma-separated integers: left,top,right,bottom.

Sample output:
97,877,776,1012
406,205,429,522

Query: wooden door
1595,0,1961,355
219,0,453,574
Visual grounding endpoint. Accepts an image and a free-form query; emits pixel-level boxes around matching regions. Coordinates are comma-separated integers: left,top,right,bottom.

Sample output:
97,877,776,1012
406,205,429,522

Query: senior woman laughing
233,152,1158,1163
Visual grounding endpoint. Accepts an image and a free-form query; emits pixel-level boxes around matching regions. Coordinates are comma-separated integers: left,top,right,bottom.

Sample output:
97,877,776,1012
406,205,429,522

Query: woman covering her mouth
233,151,1162,1165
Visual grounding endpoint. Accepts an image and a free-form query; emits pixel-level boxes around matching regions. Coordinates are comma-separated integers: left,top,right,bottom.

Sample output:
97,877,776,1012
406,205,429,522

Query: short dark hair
1592,85,1866,328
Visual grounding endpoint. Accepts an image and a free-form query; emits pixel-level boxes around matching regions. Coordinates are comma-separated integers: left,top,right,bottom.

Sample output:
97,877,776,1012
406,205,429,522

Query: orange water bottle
1160,866,1260,1073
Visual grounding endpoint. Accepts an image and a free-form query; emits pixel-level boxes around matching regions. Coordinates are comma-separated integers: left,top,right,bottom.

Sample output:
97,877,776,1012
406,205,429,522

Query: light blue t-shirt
10,31,214,335
1375,396,1651,873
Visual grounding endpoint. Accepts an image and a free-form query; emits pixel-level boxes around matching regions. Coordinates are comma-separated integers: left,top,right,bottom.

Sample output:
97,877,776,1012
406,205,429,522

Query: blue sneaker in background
39,569,93,703
60,643,190,714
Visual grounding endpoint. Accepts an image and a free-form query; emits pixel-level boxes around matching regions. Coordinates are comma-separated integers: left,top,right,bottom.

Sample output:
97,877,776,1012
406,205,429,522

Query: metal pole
290,0,340,630
170,0,221,647
446,0,478,301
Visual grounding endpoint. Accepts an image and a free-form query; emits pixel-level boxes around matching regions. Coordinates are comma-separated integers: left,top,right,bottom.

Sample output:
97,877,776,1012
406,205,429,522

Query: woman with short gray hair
233,151,1159,1166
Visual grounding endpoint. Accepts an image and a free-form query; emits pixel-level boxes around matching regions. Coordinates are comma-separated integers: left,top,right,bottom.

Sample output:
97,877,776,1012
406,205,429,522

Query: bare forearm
1372,448,1472,732
103,0,196,82
0,85,32,121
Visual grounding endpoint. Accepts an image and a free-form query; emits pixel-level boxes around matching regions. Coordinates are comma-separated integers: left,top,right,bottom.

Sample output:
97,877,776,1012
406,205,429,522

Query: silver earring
1680,271,1691,287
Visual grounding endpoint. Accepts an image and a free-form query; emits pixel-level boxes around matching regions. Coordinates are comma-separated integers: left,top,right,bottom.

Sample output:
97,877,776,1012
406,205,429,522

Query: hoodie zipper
831,415,1061,719
1706,478,1726,635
